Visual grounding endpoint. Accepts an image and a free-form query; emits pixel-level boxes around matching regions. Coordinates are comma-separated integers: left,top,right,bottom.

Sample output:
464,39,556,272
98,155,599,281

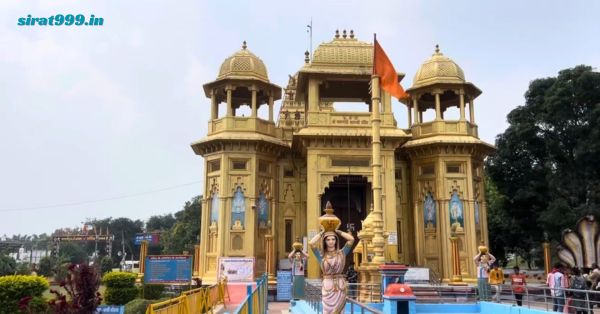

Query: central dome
217,41,269,82
305,30,373,75
412,45,465,88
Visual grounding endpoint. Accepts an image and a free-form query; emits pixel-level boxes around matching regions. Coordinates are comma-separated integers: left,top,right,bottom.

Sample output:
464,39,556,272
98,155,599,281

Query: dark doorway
321,175,369,271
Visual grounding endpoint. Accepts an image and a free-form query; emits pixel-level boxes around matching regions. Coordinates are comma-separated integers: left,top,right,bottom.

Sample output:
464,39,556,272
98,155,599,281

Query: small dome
412,45,465,88
217,41,269,82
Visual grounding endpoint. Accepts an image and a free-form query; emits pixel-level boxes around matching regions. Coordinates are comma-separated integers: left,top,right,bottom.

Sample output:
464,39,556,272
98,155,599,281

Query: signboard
54,235,113,242
134,233,160,245
95,305,124,314
404,267,430,283
387,232,398,245
276,270,292,301
218,257,254,282
144,255,192,285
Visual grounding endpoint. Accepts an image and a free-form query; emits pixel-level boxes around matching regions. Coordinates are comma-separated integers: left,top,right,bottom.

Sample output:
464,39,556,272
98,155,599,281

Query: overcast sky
1,1,599,236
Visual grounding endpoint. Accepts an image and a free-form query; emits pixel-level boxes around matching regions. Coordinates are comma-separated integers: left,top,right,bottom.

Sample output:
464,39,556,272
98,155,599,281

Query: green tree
486,65,600,262
146,214,176,232
0,255,16,276
162,196,201,254
37,256,54,277
59,242,88,264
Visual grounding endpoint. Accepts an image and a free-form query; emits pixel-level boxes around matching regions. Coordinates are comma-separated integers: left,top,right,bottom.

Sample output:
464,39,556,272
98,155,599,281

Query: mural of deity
424,192,436,229
231,186,246,228
257,192,269,228
210,191,219,224
449,191,464,229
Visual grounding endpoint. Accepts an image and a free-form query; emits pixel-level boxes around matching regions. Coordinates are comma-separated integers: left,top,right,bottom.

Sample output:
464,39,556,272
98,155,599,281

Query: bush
0,275,49,314
15,263,31,275
0,255,16,276
142,284,164,300
103,272,138,305
100,256,113,275
25,296,48,313
102,271,137,288
104,286,139,305
37,257,54,277
124,298,155,314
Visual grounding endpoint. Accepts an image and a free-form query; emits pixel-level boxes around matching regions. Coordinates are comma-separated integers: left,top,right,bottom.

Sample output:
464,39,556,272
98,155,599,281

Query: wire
0,180,202,213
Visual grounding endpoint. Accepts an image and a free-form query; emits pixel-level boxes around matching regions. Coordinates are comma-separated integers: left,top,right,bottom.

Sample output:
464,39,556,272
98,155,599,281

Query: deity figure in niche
449,191,464,231
424,192,436,229
210,191,219,226
257,192,269,228
231,186,245,228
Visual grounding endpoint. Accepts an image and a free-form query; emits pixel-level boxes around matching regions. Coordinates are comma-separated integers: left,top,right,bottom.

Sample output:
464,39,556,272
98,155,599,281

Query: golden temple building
191,30,495,283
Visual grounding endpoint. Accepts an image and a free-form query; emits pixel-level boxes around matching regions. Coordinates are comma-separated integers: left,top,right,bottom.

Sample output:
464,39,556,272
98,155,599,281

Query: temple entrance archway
321,175,369,270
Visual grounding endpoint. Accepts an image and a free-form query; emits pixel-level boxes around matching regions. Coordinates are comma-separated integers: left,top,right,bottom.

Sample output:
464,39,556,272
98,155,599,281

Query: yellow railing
232,273,268,314
145,278,228,314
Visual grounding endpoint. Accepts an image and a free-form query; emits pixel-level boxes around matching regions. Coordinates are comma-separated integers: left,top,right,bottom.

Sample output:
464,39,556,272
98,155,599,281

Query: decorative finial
242,41,247,50
342,29,347,39
349,30,354,39
335,29,340,38
325,201,334,214
304,51,310,63
435,44,440,54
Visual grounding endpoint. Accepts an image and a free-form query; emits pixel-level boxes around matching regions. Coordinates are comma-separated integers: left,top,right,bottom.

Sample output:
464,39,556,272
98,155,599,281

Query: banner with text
217,257,254,282
144,255,192,285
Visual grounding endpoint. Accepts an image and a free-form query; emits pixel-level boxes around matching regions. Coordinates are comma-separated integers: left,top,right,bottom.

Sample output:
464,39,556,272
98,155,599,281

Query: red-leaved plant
20,263,102,314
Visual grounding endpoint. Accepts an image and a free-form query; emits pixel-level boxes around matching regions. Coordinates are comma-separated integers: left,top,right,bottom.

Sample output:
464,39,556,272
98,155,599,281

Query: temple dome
412,45,465,89
217,41,269,82
303,30,373,75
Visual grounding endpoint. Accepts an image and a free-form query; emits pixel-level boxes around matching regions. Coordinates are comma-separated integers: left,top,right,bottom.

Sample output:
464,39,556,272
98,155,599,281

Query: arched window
231,186,246,228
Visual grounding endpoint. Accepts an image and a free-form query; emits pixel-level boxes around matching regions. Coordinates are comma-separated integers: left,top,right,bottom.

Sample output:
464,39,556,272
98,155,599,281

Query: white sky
1,0,599,236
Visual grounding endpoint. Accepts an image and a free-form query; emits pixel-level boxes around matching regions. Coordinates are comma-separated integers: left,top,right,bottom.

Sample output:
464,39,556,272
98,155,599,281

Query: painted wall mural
449,191,464,230
257,192,269,228
231,186,246,228
210,191,220,224
424,192,436,229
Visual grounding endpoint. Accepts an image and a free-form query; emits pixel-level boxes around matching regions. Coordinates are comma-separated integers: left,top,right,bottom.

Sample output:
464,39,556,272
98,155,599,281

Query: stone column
469,97,475,123
268,95,274,122
226,87,233,117
434,91,442,120
407,105,412,127
412,98,419,124
251,87,258,117
459,91,466,121
370,75,385,264
211,90,218,120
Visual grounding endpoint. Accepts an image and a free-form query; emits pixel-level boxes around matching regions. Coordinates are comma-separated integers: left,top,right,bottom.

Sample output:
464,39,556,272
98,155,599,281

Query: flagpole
370,33,386,264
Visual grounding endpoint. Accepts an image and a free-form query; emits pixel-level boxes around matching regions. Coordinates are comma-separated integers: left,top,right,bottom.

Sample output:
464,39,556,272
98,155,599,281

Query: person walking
489,263,504,302
548,263,567,312
570,268,588,314
510,266,526,306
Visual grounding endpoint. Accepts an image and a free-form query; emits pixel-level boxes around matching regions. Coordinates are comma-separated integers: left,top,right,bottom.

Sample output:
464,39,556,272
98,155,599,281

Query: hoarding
217,257,254,282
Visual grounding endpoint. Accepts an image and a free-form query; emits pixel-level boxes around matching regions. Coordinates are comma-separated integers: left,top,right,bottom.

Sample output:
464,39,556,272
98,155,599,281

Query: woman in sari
309,229,355,314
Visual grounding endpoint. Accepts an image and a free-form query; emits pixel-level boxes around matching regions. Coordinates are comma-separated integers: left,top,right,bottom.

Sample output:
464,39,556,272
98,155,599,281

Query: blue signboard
134,233,160,245
95,305,124,314
144,255,192,285
276,270,292,301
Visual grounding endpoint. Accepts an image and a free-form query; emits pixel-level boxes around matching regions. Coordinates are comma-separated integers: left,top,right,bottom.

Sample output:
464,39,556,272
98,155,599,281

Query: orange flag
373,37,408,100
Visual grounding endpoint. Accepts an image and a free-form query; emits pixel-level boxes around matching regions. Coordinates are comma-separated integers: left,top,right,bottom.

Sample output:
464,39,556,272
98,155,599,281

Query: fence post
247,284,253,314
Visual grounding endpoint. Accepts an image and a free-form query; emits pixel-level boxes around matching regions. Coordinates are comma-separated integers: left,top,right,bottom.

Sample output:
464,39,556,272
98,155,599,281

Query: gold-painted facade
192,33,494,283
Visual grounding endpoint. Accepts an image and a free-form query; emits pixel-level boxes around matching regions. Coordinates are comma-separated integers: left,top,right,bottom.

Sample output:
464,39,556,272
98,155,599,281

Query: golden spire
242,41,247,50
435,44,440,54
304,50,310,64
335,29,340,38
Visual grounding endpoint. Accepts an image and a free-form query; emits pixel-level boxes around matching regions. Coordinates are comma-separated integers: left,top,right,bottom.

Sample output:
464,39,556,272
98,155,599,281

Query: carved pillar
407,105,412,127
412,97,419,124
448,235,466,285
543,241,551,276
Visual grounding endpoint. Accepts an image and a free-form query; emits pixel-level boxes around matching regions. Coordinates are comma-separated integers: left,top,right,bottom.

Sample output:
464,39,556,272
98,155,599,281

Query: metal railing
145,278,227,314
488,284,600,313
347,297,384,314
305,282,323,314
232,273,268,314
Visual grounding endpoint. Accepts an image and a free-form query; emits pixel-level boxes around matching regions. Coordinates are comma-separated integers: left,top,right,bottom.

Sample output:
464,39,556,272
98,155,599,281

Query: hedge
102,271,137,288
0,275,49,314
102,272,138,305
